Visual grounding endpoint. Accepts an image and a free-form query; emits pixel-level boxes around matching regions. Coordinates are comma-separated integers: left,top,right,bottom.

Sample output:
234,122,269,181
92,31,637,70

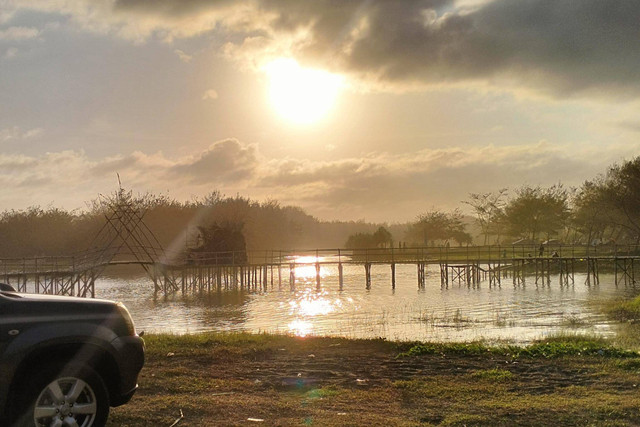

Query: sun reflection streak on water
290,255,331,280
286,289,343,336
287,319,313,337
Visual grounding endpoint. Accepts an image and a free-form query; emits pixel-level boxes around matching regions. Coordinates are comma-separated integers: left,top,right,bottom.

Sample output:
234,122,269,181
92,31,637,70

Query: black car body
0,285,144,426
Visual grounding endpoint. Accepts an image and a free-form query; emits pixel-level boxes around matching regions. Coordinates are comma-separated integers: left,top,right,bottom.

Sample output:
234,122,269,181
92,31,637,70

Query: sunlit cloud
0,126,43,142
201,89,218,100
174,49,192,63
0,138,635,221
0,26,39,40
168,139,259,184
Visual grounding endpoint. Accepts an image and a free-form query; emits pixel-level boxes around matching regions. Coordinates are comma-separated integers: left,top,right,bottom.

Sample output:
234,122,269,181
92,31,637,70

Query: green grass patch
470,368,514,382
306,387,341,399
605,295,640,321
398,334,639,359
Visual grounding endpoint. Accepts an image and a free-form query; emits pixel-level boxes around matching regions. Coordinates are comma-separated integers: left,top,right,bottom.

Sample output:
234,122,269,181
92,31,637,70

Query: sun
264,58,343,125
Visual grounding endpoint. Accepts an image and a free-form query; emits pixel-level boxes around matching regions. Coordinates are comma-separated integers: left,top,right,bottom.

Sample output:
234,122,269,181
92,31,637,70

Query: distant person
552,251,559,258
502,249,507,258
539,243,544,257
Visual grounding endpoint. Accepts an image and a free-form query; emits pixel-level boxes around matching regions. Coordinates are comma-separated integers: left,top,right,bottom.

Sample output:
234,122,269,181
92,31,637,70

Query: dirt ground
107,334,640,426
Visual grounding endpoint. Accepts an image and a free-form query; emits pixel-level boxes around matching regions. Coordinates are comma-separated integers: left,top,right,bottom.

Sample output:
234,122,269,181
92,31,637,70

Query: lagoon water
96,263,637,343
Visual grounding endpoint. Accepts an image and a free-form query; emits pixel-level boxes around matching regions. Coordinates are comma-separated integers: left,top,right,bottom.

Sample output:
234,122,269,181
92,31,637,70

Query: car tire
12,363,110,427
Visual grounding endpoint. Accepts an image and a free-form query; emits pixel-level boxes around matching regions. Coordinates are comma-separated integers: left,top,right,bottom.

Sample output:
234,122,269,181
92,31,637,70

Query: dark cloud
115,0,640,97
169,138,258,183
9,1,640,96
16,0,639,96
113,0,238,18
281,0,640,97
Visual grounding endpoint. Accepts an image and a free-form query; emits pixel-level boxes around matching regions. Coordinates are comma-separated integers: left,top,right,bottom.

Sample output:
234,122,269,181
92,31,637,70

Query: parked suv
0,284,144,426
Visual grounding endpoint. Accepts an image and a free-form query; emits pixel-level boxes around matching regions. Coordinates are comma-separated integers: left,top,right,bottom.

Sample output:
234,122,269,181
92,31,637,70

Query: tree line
1,156,640,257
0,191,387,258
346,156,640,248
463,157,640,246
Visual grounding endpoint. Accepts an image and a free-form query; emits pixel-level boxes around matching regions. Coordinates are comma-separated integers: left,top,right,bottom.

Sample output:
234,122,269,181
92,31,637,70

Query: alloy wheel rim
33,376,97,427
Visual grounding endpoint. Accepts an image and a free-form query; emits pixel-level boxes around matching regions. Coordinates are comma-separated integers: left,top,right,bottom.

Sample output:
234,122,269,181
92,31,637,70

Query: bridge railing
2,244,640,275
172,244,640,267
0,256,76,276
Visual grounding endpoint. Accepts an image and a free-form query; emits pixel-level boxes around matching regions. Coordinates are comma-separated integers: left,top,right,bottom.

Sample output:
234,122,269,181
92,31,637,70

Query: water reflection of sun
290,296,337,316
287,319,313,337
290,256,330,280
287,289,342,337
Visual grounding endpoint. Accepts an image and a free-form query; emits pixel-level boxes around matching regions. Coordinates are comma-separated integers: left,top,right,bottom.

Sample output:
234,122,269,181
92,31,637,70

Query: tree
464,189,508,244
571,178,612,244
345,232,376,249
573,156,640,243
189,221,248,264
372,226,393,248
345,226,393,249
503,185,569,242
407,209,470,246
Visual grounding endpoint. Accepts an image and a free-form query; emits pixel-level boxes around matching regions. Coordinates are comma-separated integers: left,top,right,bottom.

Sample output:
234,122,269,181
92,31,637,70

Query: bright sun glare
264,58,343,125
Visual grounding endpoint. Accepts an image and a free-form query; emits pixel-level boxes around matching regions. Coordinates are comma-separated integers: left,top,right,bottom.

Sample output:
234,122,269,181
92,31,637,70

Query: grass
397,333,638,359
605,295,640,322
470,368,515,382
107,332,640,426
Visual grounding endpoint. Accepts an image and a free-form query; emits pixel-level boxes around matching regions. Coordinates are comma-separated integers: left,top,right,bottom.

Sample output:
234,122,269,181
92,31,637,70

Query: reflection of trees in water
101,264,156,279
183,290,251,327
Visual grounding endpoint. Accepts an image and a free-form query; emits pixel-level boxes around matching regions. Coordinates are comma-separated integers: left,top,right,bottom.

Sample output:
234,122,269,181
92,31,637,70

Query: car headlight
116,302,137,336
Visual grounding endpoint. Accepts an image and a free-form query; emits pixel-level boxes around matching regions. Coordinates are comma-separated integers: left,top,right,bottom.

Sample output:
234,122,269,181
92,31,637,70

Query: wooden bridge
2,244,639,297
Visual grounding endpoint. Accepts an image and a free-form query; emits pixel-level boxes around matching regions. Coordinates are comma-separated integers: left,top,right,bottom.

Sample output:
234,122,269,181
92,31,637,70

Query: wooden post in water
364,263,371,289
315,262,321,290
263,265,268,292
391,263,396,289
338,262,344,290
289,263,296,291
439,263,447,288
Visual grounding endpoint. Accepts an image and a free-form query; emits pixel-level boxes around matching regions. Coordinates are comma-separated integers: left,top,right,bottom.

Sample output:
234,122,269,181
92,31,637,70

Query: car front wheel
15,364,109,427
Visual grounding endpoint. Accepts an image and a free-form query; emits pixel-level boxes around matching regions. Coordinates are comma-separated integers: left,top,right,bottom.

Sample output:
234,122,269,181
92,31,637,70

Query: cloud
616,120,640,133
0,26,39,40
3,47,18,58
0,126,43,142
202,89,218,100
0,10,14,25
15,0,634,99
0,137,634,220
169,139,259,183
174,48,192,62
242,0,640,98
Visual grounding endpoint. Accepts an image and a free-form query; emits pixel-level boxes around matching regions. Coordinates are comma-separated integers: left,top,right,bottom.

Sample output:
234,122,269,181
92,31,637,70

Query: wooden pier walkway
2,245,639,297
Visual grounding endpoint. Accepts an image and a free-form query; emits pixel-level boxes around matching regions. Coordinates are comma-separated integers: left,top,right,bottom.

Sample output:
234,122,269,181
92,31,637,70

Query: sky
1,0,640,222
